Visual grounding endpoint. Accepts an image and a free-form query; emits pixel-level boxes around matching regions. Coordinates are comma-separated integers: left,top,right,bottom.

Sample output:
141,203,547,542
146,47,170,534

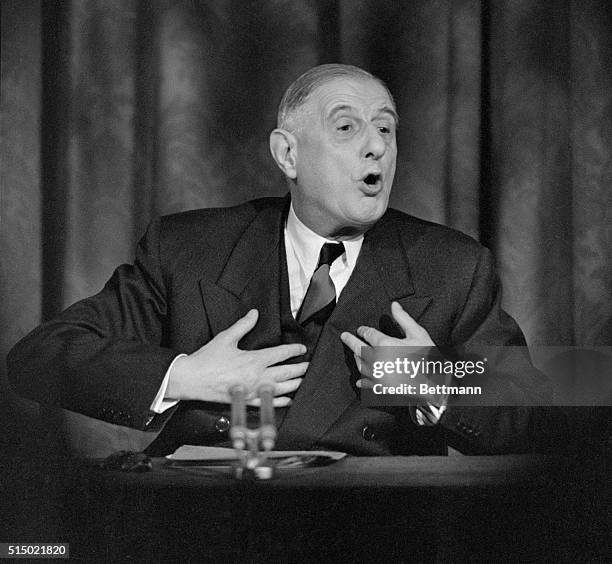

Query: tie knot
318,242,345,268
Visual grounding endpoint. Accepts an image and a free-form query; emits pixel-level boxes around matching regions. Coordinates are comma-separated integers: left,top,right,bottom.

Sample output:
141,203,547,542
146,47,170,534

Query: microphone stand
229,383,277,480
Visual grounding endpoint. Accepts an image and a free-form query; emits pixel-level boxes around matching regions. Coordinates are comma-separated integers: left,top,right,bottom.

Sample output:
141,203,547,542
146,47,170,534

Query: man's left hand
340,301,435,387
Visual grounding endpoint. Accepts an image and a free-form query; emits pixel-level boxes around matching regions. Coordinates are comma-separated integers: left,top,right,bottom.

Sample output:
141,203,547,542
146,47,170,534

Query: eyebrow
327,104,399,126
377,105,400,126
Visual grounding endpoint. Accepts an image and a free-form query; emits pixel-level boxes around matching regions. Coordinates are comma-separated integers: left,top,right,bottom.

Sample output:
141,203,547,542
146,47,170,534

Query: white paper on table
166,445,346,463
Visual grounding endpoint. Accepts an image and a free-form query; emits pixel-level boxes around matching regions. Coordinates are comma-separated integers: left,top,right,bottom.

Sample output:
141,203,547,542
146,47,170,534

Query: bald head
277,64,397,132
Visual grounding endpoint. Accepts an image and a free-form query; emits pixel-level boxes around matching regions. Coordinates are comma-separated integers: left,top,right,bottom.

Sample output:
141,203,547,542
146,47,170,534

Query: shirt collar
286,203,363,275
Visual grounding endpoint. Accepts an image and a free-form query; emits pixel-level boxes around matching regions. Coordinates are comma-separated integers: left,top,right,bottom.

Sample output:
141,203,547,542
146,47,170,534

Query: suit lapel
198,203,432,449
199,203,285,349
276,212,432,449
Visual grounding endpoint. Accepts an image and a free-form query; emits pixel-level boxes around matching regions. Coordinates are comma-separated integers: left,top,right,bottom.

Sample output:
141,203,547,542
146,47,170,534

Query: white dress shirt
284,204,363,317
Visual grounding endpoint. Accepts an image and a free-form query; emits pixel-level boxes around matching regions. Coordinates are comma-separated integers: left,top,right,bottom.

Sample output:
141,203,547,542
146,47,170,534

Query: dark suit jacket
8,197,559,455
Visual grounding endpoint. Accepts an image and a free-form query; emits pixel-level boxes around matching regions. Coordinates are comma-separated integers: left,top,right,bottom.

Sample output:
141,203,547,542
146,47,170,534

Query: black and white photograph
1,1,610,561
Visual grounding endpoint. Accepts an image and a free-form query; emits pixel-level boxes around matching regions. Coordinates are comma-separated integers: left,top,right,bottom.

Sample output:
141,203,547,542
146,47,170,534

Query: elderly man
8,64,555,456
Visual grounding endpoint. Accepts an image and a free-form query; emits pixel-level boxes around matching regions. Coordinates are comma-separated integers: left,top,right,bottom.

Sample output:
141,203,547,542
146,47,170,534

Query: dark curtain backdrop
2,0,611,436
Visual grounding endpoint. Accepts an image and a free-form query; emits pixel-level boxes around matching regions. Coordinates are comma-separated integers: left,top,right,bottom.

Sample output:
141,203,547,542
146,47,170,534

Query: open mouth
360,173,382,194
363,173,381,186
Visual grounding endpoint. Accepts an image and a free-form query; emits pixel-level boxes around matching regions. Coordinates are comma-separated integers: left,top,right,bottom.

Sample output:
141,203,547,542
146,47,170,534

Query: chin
345,212,385,233
355,200,388,224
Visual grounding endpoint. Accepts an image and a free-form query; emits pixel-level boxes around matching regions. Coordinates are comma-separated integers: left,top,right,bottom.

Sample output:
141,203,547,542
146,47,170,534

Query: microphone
229,382,277,479
258,383,277,452
229,384,247,451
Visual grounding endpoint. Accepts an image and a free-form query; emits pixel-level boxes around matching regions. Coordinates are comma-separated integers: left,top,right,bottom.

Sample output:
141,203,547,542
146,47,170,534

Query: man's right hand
166,309,307,407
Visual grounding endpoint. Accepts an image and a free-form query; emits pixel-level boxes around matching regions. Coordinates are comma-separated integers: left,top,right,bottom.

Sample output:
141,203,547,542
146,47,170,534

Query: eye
337,123,353,132
377,124,394,135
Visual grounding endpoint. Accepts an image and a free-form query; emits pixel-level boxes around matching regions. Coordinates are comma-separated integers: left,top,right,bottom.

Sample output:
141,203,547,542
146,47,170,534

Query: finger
246,378,302,399
356,378,374,389
390,301,421,337
221,309,259,345
391,301,435,346
258,343,307,366
273,377,302,397
266,362,309,382
273,396,293,407
356,325,390,347
249,396,293,408
360,344,376,369
340,331,368,355
353,353,374,377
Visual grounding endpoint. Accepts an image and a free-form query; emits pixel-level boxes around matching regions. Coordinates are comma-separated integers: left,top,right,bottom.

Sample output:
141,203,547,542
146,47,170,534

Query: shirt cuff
414,403,447,426
149,354,185,414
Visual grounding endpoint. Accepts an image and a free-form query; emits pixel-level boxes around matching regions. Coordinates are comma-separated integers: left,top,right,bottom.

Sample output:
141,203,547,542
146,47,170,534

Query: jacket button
214,416,231,433
362,425,376,441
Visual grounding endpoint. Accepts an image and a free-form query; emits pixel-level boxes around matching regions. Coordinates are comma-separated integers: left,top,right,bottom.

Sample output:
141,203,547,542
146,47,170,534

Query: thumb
391,301,420,337
221,309,259,346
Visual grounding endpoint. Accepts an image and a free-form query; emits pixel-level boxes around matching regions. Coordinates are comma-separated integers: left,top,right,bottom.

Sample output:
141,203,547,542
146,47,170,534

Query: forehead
307,77,396,120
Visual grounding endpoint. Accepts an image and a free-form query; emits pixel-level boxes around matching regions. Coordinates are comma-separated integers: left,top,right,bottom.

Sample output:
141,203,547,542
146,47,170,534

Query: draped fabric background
2,0,611,443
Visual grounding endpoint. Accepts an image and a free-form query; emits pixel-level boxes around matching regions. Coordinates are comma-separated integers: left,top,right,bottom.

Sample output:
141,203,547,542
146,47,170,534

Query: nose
363,124,386,160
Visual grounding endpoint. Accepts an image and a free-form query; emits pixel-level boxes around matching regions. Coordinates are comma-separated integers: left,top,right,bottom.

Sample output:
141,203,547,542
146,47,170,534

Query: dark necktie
297,242,345,325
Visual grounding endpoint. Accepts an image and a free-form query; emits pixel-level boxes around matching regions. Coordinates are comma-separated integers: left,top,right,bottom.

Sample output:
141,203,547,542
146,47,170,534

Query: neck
291,204,368,241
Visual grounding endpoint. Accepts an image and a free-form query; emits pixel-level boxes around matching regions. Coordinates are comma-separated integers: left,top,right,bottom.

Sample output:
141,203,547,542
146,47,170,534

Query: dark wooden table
30,453,601,563
2,449,609,563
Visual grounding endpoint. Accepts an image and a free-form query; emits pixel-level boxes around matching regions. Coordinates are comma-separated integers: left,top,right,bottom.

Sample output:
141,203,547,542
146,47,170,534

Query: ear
269,129,298,179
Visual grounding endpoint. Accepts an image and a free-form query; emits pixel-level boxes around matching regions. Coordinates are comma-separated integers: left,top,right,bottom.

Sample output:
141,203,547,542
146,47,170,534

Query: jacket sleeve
7,218,179,430
439,247,567,453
